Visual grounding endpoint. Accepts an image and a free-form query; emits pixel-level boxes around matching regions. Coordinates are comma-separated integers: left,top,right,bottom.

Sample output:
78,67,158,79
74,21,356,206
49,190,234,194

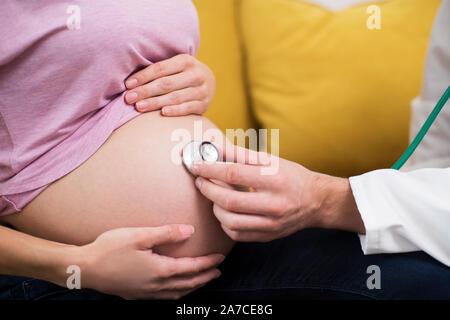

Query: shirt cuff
348,174,381,254
349,169,419,255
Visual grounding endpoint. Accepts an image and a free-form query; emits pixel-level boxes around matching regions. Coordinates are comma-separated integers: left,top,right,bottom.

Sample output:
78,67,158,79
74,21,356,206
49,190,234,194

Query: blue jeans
1,229,449,300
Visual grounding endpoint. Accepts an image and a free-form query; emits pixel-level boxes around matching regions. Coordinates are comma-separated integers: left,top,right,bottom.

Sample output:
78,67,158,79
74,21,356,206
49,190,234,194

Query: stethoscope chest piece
182,140,220,176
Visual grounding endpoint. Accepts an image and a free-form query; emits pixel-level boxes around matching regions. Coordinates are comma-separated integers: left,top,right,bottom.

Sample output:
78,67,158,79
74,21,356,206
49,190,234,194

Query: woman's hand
79,224,224,300
190,146,365,242
124,54,215,116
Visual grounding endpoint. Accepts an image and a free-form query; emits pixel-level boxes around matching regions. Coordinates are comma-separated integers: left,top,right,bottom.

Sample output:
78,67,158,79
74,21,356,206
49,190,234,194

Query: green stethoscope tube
392,86,450,170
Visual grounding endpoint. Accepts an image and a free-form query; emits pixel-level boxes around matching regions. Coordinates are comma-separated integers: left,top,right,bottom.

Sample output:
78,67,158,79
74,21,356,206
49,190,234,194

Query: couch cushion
193,0,255,137
240,0,441,176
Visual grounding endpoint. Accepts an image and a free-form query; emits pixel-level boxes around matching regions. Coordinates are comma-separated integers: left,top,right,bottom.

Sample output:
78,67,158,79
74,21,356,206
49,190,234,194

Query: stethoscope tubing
392,85,450,170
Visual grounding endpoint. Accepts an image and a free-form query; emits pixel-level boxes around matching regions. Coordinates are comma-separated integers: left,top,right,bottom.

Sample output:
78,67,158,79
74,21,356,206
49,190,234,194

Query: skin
0,53,363,299
0,56,229,300
0,112,235,299
0,224,224,300
190,145,366,242
124,54,215,116
1,112,234,251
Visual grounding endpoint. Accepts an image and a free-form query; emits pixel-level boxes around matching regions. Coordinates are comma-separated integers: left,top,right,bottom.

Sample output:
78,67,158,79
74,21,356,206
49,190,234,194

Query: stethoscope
182,141,221,176
182,86,449,174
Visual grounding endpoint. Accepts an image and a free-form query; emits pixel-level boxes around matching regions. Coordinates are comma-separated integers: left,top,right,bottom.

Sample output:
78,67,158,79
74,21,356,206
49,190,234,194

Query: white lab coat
349,1,450,266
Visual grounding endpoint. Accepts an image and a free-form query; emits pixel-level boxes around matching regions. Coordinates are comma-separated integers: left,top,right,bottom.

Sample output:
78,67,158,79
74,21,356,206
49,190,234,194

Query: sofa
192,0,441,177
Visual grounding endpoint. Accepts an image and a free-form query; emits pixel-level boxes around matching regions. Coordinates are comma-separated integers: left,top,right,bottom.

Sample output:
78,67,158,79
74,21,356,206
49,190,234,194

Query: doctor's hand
191,146,365,242
78,224,224,300
124,54,215,116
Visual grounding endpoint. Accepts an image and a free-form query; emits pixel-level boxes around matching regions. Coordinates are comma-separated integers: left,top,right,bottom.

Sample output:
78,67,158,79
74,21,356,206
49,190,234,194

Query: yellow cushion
240,0,441,177
193,0,255,137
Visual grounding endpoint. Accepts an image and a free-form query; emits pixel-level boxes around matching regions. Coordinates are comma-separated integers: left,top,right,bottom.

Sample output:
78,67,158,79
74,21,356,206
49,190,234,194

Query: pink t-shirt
0,0,200,214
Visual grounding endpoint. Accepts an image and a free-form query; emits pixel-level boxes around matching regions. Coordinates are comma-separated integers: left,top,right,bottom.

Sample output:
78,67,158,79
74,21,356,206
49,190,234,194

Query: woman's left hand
124,54,215,116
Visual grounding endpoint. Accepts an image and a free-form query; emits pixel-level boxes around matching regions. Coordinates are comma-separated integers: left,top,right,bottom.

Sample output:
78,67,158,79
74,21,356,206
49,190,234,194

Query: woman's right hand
78,224,225,300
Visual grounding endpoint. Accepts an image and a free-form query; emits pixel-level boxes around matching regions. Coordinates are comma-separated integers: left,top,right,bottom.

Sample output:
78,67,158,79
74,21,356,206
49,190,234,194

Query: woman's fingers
146,285,204,300
141,253,224,300
134,86,205,112
85,225,227,300
125,69,203,104
124,54,214,116
162,100,208,116
154,253,225,277
138,268,220,300
158,268,221,292
133,224,195,249
125,54,194,89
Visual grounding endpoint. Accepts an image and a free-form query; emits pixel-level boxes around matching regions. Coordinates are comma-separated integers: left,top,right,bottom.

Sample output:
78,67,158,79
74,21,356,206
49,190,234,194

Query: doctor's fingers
221,144,272,166
213,204,281,233
191,161,270,189
195,177,283,215
220,223,276,243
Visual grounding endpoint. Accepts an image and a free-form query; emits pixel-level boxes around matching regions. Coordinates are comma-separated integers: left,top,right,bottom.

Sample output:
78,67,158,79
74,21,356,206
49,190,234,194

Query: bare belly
0,112,234,258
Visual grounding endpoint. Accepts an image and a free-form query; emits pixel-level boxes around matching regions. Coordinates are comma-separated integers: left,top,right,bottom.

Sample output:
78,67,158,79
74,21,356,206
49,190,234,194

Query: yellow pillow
239,0,441,177
193,0,256,136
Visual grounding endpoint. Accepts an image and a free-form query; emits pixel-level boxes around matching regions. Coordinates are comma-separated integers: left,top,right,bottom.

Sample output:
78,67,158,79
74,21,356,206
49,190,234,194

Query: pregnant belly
1,112,234,258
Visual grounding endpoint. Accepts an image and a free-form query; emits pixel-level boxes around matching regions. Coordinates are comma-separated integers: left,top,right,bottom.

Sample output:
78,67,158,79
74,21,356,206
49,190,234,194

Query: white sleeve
350,168,450,266
349,0,450,266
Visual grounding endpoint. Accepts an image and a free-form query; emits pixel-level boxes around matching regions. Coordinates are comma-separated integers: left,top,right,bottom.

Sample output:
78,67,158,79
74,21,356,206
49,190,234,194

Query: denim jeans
1,229,449,300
